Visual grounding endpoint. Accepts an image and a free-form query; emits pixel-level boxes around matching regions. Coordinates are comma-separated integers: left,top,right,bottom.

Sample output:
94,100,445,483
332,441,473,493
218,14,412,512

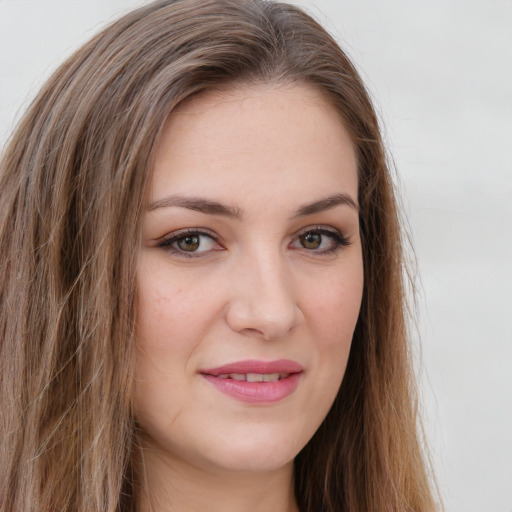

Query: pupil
178,235,200,251
301,232,321,249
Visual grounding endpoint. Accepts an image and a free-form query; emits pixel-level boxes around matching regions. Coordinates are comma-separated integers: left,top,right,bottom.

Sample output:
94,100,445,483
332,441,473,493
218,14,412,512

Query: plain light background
1,1,511,511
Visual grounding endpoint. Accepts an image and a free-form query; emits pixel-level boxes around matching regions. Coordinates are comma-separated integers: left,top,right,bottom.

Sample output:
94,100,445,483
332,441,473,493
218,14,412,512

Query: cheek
133,266,194,413
133,270,199,444
137,265,185,336
135,262,210,356
133,261,223,414
302,261,364,342
301,260,363,389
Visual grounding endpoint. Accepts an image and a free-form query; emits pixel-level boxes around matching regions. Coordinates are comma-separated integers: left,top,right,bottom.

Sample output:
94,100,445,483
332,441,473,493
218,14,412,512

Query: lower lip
201,373,302,404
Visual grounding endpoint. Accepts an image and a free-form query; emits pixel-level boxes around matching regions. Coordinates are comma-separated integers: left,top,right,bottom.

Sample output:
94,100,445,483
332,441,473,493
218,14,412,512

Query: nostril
240,327,266,337
239,326,282,341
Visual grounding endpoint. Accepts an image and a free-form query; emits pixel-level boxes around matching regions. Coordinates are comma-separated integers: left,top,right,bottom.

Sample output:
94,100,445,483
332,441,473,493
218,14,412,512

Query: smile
200,360,303,404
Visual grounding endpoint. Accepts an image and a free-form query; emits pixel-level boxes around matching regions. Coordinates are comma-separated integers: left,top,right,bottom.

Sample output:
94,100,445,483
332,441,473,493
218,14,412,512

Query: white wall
1,1,511,510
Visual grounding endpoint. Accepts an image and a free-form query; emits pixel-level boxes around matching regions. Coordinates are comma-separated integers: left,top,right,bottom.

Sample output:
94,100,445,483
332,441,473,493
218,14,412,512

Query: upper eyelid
159,227,219,243
293,224,345,238
297,225,337,233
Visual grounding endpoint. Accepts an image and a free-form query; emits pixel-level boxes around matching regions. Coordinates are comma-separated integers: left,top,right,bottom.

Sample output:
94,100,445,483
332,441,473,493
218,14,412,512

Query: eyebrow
147,192,358,218
293,193,359,217
148,195,242,219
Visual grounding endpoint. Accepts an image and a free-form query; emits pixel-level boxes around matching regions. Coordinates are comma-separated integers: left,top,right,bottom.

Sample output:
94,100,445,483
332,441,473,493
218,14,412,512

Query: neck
135,446,300,512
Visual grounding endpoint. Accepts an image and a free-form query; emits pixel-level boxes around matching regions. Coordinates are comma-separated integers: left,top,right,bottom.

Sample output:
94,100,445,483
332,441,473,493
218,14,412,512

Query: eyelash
157,226,350,258
158,228,223,258
294,226,351,254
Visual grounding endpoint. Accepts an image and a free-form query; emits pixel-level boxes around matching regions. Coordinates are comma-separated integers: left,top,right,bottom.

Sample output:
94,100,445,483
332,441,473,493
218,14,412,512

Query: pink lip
200,359,303,404
202,359,303,376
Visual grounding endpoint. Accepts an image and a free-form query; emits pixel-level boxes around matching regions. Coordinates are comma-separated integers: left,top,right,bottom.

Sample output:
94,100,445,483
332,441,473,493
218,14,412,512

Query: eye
158,229,223,257
291,227,350,254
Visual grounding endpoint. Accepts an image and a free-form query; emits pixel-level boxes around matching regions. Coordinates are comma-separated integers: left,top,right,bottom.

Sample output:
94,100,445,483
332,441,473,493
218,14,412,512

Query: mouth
201,358,303,376
200,359,303,404
214,372,291,382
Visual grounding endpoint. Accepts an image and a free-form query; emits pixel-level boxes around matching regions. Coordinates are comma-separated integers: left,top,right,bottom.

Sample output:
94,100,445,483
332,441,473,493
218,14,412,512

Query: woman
0,0,438,510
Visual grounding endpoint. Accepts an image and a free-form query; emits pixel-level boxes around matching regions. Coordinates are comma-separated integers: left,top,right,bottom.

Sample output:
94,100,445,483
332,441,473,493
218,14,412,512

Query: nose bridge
226,242,301,339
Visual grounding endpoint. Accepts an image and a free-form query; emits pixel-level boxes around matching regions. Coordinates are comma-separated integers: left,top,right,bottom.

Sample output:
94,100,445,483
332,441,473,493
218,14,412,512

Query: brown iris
299,232,321,249
177,235,200,252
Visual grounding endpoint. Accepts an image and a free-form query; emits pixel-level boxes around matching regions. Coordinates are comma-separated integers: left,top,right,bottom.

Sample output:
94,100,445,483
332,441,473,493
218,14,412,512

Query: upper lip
201,359,303,376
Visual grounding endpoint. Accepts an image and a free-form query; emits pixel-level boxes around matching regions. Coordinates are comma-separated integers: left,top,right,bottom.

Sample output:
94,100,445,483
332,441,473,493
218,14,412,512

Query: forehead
150,83,358,205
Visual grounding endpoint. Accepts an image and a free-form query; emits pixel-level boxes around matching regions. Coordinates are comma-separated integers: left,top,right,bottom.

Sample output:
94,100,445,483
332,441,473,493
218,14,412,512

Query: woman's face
135,84,363,475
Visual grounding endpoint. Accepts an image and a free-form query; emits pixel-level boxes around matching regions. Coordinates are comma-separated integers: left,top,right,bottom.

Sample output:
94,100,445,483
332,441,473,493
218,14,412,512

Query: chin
193,423,310,474
201,447,295,474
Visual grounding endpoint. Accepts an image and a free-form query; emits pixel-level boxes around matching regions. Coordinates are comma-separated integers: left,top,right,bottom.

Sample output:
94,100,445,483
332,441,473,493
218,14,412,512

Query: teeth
246,373,263,382
215,372,287,382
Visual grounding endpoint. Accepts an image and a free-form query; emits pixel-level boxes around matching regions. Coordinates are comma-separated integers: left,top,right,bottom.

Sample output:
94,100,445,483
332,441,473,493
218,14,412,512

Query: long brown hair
0,1,438,510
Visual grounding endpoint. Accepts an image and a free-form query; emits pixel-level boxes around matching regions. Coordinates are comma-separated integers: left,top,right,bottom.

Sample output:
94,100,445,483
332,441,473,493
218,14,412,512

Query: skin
134,83,364,512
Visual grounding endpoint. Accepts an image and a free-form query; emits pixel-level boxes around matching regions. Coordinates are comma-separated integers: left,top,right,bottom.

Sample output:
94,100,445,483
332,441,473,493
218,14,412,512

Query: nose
225,250,303,340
